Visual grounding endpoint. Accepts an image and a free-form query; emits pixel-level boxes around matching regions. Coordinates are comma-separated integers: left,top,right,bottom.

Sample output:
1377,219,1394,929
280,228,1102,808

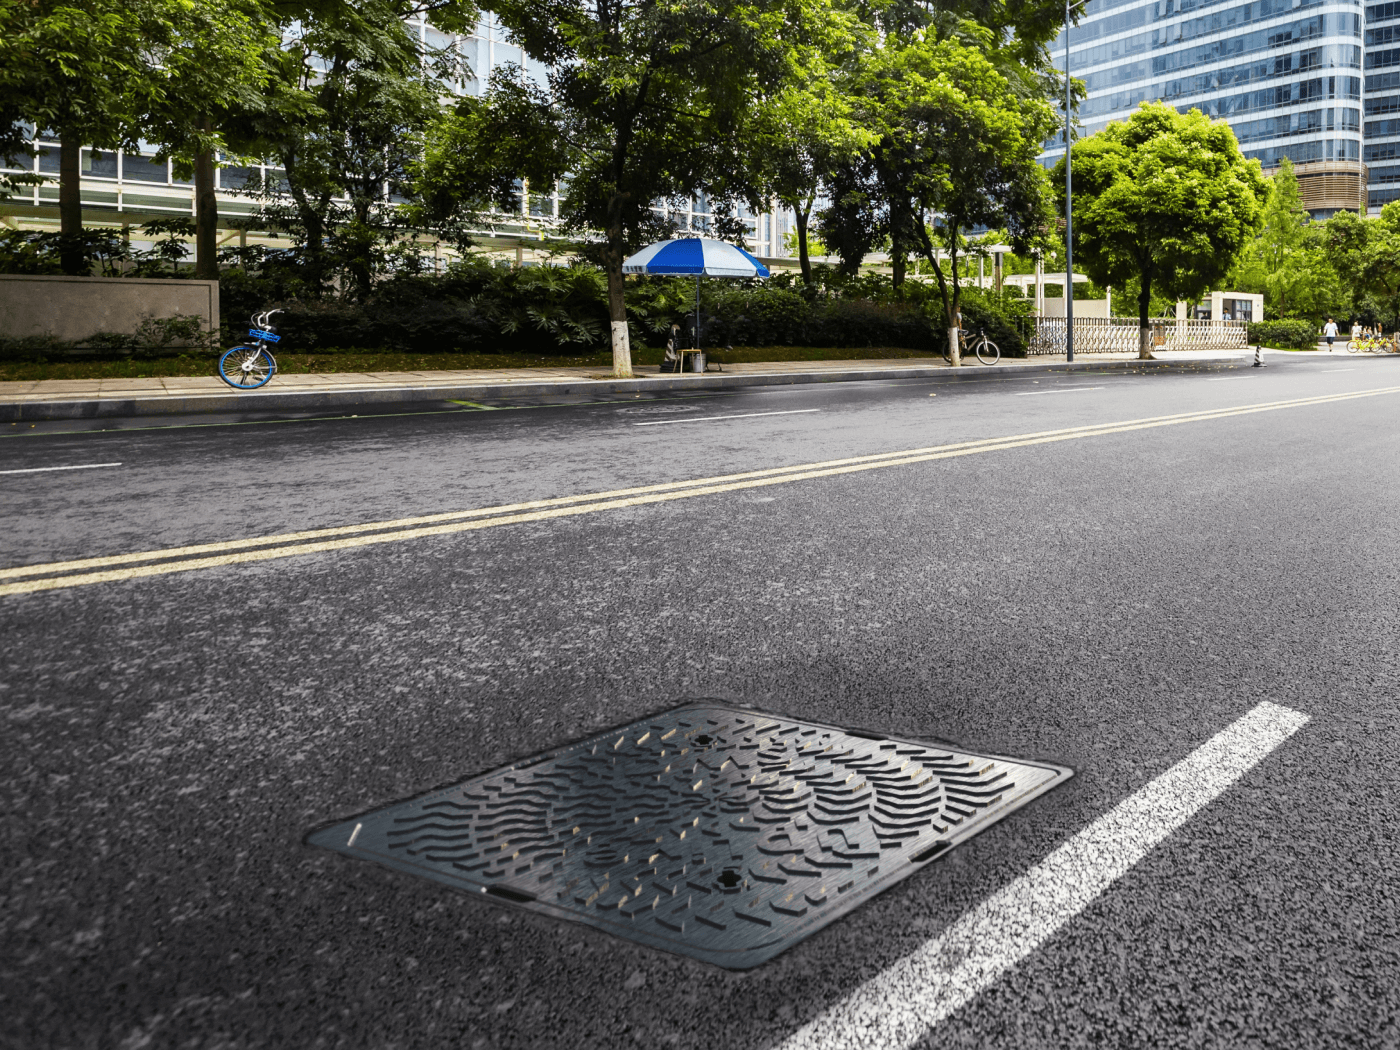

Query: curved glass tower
1045,0,1369,217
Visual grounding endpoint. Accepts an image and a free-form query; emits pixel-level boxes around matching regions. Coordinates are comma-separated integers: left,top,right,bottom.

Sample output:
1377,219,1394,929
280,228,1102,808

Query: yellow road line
0,424,1152,581
5,384,1398,598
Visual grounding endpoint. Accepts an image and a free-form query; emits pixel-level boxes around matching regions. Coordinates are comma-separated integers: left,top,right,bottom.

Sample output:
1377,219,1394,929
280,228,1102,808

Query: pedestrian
1350,320,1361,350
1323,317,1338,352
662,323,681,373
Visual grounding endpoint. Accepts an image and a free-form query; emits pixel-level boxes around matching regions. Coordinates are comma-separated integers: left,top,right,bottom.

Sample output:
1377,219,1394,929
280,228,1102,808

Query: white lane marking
0,462,122,475
1013,386,1104,396
779,700,1309,1050
632,409,820,427
1205,377,1254,382
1319,369,1355,373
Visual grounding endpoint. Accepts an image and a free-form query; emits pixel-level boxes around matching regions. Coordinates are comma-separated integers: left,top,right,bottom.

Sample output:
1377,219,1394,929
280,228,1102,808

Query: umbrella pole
695,275,701,352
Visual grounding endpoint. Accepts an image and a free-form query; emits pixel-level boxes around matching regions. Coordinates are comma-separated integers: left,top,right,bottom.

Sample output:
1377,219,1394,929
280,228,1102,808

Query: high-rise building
1365,0,1400,209
1043,0,1377,217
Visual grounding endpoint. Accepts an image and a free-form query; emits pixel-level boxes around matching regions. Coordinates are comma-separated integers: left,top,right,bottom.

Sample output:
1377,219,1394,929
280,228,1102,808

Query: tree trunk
605,226,633,378
1138,277,1155,359
193,135,218,281
58,131,84,275
795,204,812,286
948,242,961,367
891,245,905,294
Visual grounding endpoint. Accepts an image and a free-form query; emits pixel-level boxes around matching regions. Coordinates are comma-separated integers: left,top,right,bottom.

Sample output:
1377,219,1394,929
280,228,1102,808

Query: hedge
220,260,1031,357
1246,319,1317,350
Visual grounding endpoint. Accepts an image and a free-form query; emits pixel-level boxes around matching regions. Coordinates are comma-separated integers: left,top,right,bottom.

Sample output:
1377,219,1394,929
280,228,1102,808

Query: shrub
1246,319,1316,349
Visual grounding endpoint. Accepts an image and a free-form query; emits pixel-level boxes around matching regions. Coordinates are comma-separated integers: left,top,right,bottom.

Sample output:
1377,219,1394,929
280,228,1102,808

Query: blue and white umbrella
621,237,770,278
621,238,769,360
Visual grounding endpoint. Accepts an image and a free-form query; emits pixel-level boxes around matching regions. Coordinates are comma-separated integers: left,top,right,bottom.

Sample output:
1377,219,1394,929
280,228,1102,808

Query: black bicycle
218,309,282,389
944,326,1001,366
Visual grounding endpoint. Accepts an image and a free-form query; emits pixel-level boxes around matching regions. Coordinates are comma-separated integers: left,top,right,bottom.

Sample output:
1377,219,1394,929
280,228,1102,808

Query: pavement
4,352,1400,1049
0,348,1268,421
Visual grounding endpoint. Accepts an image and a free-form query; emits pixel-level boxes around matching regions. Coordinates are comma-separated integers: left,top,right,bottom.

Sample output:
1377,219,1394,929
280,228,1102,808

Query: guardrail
1027,317,1249,355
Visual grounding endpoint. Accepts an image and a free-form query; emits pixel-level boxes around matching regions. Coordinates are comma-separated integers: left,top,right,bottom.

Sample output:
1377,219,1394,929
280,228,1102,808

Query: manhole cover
307,704,1071,968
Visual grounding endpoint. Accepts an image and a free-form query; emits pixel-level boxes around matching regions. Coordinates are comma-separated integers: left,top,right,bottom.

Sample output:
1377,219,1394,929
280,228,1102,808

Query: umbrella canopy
622,237,770,278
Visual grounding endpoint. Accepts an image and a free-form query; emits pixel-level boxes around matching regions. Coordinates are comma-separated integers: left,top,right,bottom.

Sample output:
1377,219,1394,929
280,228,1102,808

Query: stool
677,349,705,373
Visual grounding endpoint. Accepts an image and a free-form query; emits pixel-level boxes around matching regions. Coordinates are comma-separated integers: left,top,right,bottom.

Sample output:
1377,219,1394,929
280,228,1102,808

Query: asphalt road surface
4,355,1400,1050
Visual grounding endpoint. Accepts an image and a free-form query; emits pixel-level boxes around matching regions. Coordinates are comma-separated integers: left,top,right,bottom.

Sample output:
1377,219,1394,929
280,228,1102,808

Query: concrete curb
0,354,1249,422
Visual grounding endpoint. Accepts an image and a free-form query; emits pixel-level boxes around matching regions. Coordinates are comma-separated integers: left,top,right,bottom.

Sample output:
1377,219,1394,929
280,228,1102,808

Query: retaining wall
0,274,219,342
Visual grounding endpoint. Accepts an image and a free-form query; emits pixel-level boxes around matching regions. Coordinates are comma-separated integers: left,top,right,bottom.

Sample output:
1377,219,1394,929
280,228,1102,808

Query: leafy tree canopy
1228,158,1346,321
817,25,1055,362
1054,101,1267,356
1326,201,1400,328
417,0,854,376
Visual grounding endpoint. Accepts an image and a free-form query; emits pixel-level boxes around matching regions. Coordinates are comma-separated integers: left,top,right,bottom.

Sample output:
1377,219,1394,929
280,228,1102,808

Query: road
4,355,1400,1049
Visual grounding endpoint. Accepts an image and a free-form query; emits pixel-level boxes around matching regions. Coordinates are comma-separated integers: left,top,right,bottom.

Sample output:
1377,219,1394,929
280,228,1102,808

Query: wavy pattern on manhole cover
307,704,1071,968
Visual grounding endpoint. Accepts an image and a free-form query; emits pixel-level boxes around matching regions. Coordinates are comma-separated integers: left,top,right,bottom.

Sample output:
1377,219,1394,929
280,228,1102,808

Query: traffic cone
1253,344,1263,368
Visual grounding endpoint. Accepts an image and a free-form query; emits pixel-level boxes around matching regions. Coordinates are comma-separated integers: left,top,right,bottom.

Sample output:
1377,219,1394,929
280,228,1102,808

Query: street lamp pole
1065,0,1074,362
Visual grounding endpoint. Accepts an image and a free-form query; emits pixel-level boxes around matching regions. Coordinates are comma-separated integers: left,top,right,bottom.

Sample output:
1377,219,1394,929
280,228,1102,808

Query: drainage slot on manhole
486,886,536,903
307,703,1071,969
910,842,951,864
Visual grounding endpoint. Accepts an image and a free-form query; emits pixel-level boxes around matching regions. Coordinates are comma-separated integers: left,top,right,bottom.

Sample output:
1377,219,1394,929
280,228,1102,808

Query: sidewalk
0,348,1261,422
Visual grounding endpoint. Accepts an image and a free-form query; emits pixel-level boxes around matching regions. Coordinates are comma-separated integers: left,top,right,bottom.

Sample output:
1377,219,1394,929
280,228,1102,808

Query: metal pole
1065,0,1074,362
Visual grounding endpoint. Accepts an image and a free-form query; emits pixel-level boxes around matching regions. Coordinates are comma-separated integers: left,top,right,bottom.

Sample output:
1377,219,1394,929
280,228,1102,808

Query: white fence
1027,317,1248,355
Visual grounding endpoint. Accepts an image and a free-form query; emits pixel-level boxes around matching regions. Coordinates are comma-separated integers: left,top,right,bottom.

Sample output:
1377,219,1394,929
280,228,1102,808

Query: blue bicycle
218,309,282,389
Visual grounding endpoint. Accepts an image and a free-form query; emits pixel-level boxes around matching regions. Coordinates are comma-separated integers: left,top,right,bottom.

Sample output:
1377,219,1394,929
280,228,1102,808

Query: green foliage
1054,102,1267,332
141,0,277,171
214,258,1030,355
1245,319,1317,350
816,26,1055,345
1229,158,1345,321
234,0,470,299
0,0,182,162
416,0,857,376
0,224,200,277
1325,202,1400,328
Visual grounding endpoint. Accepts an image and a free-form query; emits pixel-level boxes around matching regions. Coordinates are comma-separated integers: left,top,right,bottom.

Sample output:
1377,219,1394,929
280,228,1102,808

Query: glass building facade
1044,0,1379,216
1366,0,1400,208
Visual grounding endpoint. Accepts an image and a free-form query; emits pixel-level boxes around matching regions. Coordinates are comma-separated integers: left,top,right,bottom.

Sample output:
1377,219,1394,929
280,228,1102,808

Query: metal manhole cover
307,704,1071,968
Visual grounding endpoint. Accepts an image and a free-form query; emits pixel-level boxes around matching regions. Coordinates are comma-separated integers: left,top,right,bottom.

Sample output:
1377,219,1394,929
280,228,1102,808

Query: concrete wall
0,274,219,343
1041,298,1110,318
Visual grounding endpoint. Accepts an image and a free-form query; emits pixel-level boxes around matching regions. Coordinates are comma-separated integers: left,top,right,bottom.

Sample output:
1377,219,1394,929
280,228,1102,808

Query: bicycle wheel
218,345,276,389
975,336,1001,366
1347,340,1360,353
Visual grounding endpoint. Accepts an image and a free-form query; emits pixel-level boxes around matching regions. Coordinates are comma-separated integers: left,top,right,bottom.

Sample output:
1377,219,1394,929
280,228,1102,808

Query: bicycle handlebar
251,308,285,331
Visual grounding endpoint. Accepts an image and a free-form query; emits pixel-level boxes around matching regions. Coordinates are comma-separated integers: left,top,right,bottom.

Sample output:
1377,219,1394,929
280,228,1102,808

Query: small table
676,348,705,373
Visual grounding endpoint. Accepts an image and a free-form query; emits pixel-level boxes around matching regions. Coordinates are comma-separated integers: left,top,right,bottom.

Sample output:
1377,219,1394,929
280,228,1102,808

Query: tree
418,0,841,377
819,28,1055,364
141,0,278,279
1228,157,1345,320
1054,102,1267,358
1326,202,1400,328
749,49,873,287
241,0,471,298
886,33,1055,365
0,0,181,273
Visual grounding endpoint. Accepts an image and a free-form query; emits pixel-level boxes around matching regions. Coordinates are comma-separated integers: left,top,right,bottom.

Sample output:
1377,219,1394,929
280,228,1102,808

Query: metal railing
1027,316,1249,355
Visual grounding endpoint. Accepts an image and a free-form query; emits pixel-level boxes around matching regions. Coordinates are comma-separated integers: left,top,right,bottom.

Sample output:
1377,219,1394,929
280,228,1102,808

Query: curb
0,354,1249,422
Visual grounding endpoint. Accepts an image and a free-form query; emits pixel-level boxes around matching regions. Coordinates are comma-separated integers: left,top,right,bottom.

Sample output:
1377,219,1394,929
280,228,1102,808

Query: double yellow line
5,384,1398,598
